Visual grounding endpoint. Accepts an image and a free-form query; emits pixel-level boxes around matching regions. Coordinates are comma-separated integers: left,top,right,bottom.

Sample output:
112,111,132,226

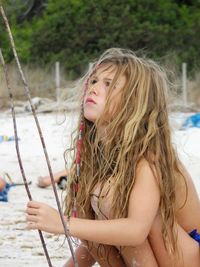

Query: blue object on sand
182,113,200,129
0,135,19,143
0,183,14,202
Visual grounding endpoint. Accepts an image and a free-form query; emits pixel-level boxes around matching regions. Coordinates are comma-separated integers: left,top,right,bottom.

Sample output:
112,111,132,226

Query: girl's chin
83,111,98,122
83,115,96,123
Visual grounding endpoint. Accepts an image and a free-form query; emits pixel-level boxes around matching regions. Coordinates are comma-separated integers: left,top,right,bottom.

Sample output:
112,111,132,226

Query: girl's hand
26,201,64,234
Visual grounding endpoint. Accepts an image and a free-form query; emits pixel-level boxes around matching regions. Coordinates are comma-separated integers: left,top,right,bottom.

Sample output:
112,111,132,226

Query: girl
26,48,200,267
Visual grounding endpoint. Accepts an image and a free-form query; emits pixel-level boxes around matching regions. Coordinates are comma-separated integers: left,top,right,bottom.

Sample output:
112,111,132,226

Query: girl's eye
105,81,116,89
105,81,111,87
90,79,97,84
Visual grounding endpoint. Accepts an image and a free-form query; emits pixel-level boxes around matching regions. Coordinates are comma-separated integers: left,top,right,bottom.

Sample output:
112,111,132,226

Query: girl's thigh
149,216,200,267
119,240,158,267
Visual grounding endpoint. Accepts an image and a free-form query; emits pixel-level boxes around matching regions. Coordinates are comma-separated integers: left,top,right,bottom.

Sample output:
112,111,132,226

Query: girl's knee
119,240,158,267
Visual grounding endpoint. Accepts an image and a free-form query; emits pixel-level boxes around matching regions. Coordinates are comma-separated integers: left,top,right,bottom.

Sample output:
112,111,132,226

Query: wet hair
65,48,186,258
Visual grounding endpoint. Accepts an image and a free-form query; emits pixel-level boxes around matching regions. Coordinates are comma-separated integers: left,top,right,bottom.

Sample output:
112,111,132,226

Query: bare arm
27,160,160,247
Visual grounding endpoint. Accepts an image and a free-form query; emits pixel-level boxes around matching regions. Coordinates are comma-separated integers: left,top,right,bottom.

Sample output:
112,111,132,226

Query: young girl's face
83,64,126,123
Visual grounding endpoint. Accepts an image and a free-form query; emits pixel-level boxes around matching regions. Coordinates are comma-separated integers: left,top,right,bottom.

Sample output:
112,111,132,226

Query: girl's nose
88,85,98,95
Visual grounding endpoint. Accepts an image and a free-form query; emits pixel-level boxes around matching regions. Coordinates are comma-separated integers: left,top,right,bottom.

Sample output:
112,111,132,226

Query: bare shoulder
136,158,159,183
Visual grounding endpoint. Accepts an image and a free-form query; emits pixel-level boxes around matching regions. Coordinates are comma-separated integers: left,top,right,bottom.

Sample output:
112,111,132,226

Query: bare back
175,163,200,233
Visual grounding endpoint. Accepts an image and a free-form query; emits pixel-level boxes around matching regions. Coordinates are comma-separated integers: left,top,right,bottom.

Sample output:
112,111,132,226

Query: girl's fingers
26,214,38,223
26,207,39,215
27,200,41,208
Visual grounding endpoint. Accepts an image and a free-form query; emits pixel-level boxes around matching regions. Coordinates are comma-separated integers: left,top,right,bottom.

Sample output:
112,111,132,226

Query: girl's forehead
89,63,127,89
92,63,118,78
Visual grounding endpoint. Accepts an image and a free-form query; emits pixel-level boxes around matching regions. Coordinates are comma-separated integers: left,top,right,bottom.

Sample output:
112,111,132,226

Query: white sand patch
0,112,78,267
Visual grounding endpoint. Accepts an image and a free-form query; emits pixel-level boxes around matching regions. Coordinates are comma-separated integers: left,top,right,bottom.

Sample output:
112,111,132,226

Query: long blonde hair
65,48,185,255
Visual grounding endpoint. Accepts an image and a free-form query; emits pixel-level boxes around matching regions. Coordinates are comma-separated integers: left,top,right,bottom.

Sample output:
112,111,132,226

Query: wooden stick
0,6,78,266
0,48,54,267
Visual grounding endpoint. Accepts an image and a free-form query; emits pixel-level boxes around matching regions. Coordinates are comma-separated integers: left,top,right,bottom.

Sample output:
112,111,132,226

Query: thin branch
0,48,54,267
0,6,78,266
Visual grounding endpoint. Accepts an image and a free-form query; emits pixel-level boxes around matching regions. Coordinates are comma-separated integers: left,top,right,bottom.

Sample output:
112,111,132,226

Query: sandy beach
0,111,200,267
0,112,78,267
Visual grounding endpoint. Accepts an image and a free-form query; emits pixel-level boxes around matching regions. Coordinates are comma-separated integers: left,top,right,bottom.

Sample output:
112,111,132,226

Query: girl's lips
86,98,96,104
